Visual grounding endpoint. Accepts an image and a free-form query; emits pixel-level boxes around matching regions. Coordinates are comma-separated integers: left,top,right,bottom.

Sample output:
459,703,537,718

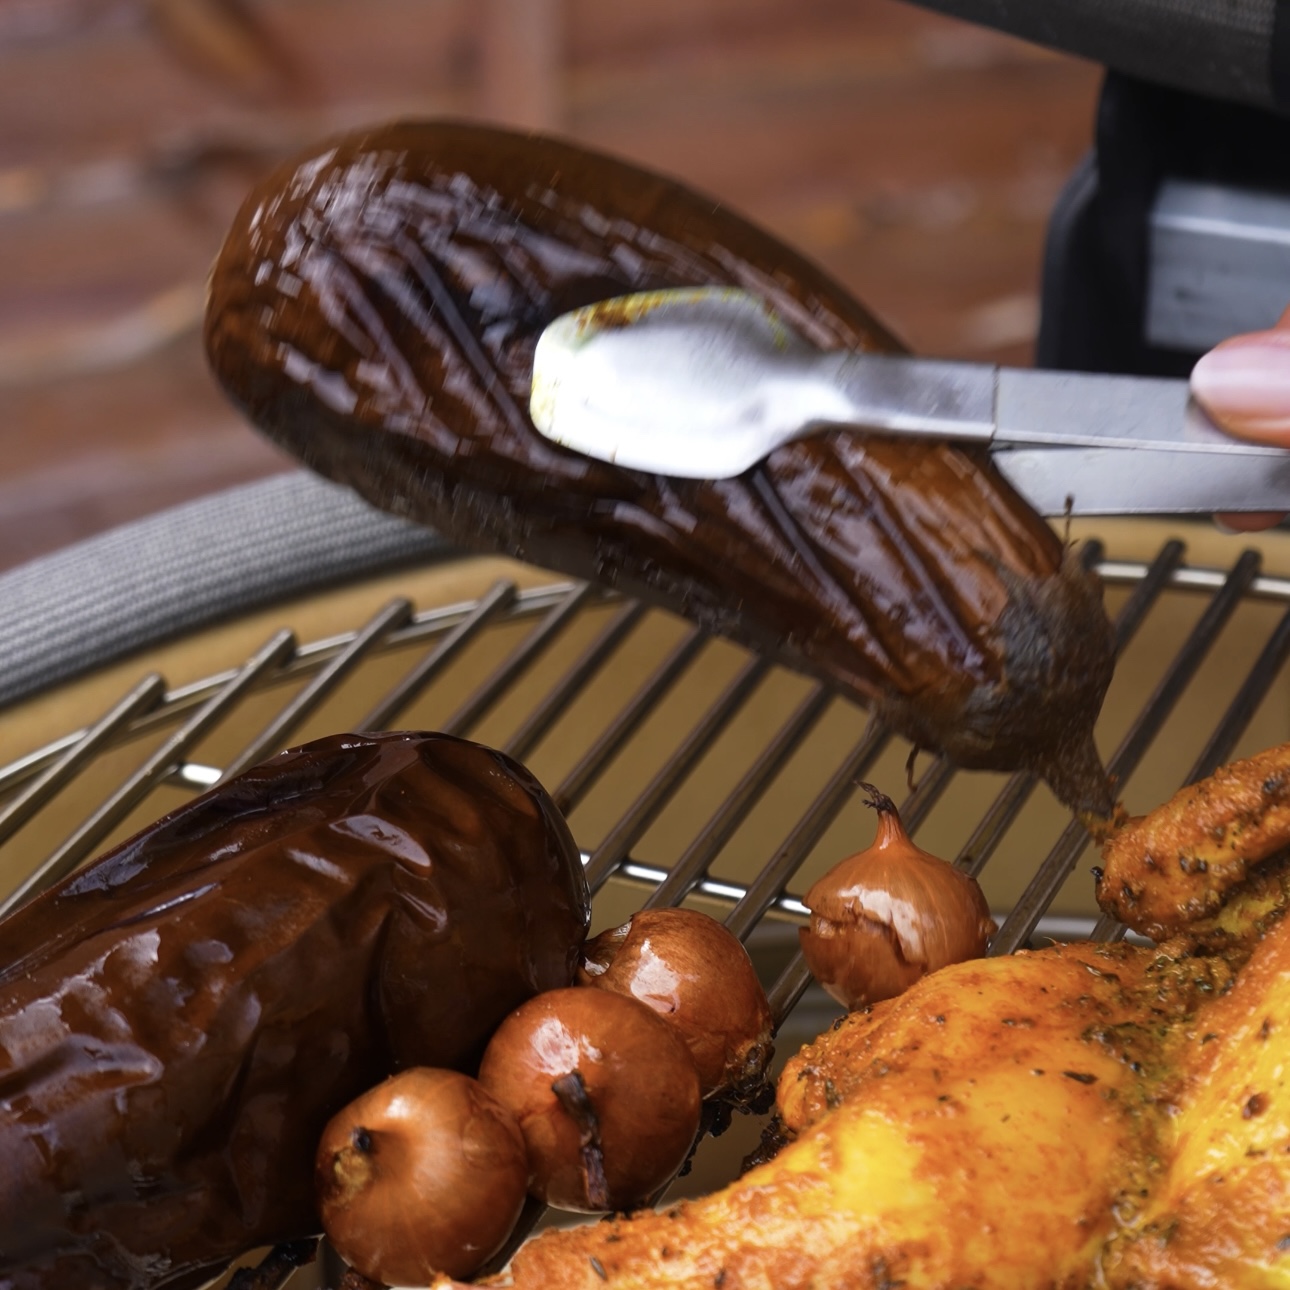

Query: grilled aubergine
0,732,590,1290
203,120,1116,817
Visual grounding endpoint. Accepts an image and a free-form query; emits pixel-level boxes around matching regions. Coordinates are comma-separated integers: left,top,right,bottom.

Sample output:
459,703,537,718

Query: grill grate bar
1184,598,1290,786
439,583,595,738
0,674,166,852
766,952,815,1027
956,774,1036,879
583,657,773,894
0,584,588,799
0,631,296,920
219,599,415,783
620,860,807,919
1089,913,1127,943
642,684,833,911
727,717,891,948
1096,554,1261,785
992,548,1264,954
552,627,707,815
1105,541,1189,649
356,580,518,732
503,602,648,764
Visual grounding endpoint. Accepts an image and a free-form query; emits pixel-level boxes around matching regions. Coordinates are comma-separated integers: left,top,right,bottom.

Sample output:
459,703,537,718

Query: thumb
1190,305,1290,444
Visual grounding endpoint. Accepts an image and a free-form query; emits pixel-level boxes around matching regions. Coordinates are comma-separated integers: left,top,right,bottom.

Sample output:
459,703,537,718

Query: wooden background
0,0,1101,574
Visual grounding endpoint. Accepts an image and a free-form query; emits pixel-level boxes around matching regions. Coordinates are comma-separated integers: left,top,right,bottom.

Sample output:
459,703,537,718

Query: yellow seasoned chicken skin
439,746,1290,1290
1100,909,1290,1288
476,945,1170,1290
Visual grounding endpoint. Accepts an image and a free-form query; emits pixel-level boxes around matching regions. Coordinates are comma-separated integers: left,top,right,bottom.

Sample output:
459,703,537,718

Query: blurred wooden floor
0,0,1101,574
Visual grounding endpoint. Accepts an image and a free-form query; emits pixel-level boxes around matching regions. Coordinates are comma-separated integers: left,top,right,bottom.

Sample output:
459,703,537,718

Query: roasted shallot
799,784,995,1008
478,987,702,1213
578,907,773,1107
315,1068,528,1285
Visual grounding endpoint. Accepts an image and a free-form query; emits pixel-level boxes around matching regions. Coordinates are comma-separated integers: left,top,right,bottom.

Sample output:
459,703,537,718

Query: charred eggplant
0,731,589,1289
204,121,1115,816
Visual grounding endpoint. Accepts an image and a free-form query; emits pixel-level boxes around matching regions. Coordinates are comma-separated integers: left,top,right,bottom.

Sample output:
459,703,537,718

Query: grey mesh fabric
0,471,453,709
906,0,1279,110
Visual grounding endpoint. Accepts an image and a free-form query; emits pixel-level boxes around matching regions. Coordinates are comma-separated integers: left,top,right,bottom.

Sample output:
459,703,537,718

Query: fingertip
1190,335,1290,443
1213,511,1287,534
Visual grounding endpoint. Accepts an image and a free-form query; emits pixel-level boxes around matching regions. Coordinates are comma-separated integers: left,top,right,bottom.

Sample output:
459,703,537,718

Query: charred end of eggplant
881,544,1116,819
992,545,1116,819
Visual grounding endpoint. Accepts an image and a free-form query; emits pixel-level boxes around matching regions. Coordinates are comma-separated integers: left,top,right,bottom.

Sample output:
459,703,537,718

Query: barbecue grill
7,2,1290,1282
4,473,1290,1286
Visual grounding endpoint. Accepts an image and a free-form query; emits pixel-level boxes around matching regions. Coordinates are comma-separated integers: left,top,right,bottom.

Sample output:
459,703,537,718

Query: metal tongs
529,287,1290,516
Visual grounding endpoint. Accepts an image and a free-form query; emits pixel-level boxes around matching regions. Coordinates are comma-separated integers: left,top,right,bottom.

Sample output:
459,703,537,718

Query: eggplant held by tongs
203,120,1119,818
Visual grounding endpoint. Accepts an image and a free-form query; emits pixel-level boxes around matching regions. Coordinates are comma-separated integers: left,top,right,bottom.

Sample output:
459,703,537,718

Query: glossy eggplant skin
204,121,1115,816
0,732,589,1290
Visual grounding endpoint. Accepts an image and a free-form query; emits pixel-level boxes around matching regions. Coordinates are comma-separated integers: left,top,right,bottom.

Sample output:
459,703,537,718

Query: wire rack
4,534,1290,1286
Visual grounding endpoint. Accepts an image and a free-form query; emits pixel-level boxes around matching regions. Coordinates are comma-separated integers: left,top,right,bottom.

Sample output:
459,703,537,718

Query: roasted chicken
444,747,1290,1290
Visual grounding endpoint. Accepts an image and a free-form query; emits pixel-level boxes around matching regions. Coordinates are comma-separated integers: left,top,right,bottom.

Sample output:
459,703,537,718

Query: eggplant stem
551,1070,611,1210
904,746,921,792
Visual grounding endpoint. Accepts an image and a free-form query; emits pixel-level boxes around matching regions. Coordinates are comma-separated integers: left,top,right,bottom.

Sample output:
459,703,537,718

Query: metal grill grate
4,536,1290,1285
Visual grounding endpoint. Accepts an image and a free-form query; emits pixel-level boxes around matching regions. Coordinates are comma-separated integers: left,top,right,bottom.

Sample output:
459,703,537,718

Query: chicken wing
1097,740,1290,941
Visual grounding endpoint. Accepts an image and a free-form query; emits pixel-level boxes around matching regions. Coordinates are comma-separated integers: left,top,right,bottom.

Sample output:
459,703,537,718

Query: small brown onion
799,783,996,1009
577,907,773,1104
315,1068,528,1285
478,987,702,1213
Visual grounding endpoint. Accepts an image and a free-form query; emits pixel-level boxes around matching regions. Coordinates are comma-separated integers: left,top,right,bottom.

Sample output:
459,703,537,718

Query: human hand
1190,306,1290,532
